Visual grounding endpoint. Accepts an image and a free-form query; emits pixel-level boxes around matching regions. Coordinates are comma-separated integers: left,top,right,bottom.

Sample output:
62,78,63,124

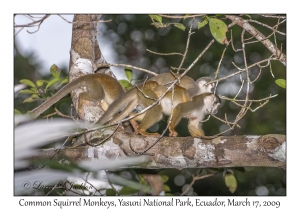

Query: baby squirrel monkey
168,92,221,137
97,73,218,137
30,73,124,119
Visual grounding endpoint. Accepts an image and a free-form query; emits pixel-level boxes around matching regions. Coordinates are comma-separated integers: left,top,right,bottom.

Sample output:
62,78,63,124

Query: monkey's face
197,77,215,94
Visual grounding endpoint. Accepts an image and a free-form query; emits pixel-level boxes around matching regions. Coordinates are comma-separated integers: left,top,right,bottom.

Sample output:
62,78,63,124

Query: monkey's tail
30,78,88,119
96,88,138,125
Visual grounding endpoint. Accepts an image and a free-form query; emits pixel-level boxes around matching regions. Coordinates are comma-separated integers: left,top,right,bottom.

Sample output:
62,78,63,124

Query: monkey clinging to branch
97,73,220,137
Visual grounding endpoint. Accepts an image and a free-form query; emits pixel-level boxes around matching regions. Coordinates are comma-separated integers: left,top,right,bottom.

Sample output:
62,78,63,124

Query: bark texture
31,133,286,169
69,15,114,122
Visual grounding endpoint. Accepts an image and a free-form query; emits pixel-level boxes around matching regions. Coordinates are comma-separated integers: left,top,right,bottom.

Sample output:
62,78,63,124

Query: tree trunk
69,14,115,122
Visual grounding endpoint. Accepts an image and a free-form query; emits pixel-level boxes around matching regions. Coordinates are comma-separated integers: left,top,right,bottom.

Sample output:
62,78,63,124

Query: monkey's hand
138,129,160,137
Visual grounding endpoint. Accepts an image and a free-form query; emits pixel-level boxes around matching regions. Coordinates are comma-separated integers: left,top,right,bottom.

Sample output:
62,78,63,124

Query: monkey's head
196,77,216,93
203,93,221,115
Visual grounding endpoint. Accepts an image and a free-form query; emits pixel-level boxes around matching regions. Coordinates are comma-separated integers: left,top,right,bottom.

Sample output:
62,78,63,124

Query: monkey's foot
138,130,160,137
169,128,178,137
130,119,140,134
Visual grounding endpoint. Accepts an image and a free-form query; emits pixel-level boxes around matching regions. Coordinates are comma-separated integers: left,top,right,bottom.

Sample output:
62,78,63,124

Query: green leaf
137,174,147,185
119,79,132,90
244,14,252,19
106,189,116,196
125,68,133,81
161,175,169,183
198,19,208,29
150,15,162,23
30,86,37,92
20,79,36,87
36,80,48,87
45,78,60,90
119,186,140,195
275,79,286,89
60,77,69,85
183,14,190,20
163,184,171,192
208,17,228,44
224,173,237,194
23,97,34,103
174,23,186,31
31,94,40,99
14,109,22,115
18,89,36,94
50,64,61,78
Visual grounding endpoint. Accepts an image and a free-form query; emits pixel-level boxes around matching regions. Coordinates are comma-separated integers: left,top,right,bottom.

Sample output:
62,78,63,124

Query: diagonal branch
225,15,286,66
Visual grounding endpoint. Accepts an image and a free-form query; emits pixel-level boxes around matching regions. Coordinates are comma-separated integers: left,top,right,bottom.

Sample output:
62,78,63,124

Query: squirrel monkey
168,92,221,137
97,73,216,137
149,73,215,115
97,80,163,136
30,73,124,119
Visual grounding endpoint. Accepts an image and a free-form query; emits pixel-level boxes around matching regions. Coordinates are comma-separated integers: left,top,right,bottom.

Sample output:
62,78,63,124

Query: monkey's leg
107,99,138,124
129,111,146,134
188,121,205,137
137,104,163,137
168,102,189,137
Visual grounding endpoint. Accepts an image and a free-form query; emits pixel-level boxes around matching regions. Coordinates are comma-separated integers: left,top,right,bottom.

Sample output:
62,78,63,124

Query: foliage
18,64,69,104
118,68,134,90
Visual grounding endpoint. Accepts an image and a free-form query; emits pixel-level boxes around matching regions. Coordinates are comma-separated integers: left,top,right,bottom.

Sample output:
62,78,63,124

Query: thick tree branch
31,132,286,169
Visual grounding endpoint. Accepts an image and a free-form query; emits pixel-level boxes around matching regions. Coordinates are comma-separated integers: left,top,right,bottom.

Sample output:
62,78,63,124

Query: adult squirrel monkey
97,73,217,137
168,92,221,137
149,73,215,115
30,73,124,119
97,80,163,136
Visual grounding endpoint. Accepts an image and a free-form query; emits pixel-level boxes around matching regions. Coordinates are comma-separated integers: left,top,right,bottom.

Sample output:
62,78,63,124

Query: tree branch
30,132,286,169
225,15,286,66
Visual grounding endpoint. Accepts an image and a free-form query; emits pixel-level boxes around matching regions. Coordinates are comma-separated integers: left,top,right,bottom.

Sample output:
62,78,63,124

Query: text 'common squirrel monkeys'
97,73,220,137
30,73,125,119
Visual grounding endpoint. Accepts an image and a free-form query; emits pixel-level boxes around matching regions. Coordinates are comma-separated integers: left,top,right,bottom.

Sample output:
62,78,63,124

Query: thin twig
146,49,183,56
215,40,230,80
158,14,205,19
177,17,195,73
181,173,217,196
96,63,157,76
